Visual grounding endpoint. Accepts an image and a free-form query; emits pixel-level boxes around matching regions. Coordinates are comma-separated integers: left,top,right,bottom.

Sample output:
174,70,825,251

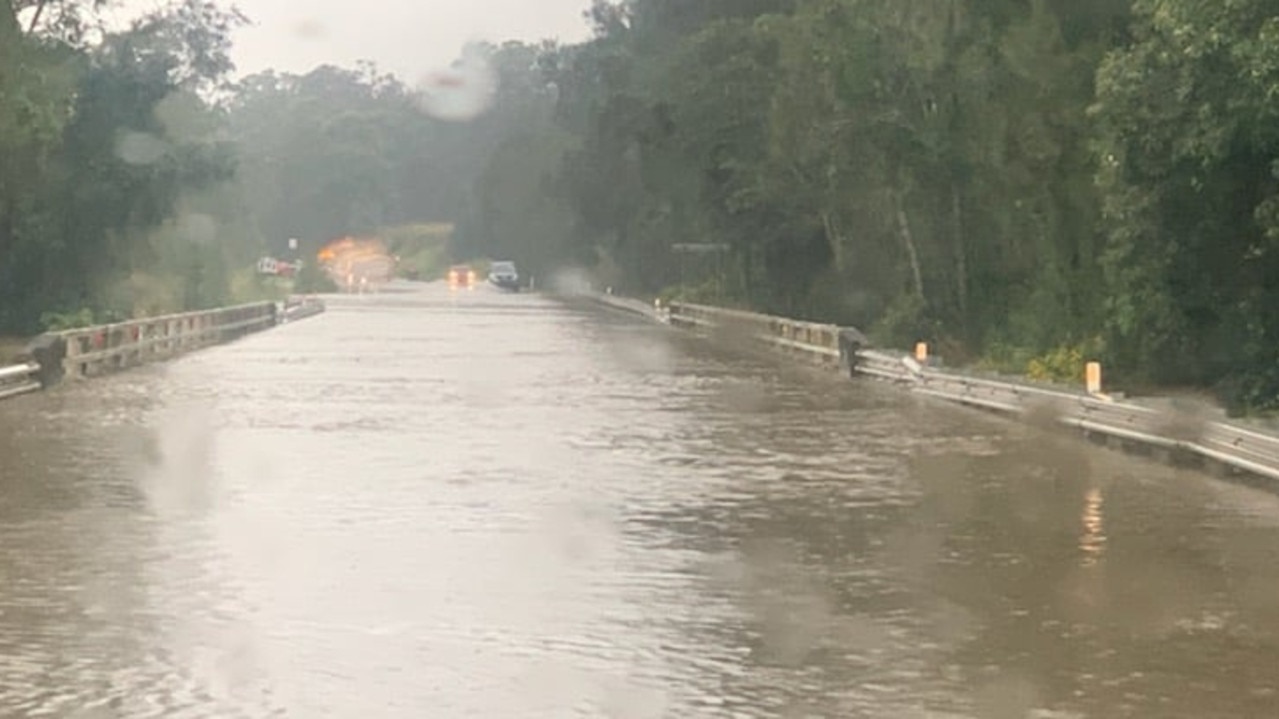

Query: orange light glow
317,236,393,289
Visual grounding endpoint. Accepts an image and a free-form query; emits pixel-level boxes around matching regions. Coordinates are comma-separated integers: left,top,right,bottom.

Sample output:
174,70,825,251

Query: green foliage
1092,0,1279,411
1026,338,1105,384
6,0,1278,413
1,0,246,333
39,308,95,332
228,269,289,303
382,223,453,280
657,276,733,307
292,261,338,294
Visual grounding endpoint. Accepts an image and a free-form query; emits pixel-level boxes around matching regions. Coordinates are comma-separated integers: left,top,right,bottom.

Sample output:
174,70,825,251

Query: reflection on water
1080,487,1106,567
1,282,1278,717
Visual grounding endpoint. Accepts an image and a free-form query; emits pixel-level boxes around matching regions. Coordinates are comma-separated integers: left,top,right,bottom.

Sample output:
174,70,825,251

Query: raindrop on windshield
414,46,496,122
115,131,169,165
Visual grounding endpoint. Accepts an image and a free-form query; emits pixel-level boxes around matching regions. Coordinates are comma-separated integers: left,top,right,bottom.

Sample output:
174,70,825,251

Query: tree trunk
893,191,926,304
951,183,968,326
0,1,19,40
821,210,844,272
26,0,49,33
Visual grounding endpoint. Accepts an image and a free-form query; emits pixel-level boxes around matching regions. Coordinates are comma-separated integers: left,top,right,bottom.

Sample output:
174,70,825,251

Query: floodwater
1,282,1278,718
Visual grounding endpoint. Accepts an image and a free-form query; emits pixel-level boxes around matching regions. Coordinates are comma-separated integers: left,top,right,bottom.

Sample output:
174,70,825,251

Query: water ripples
3,287,1279,717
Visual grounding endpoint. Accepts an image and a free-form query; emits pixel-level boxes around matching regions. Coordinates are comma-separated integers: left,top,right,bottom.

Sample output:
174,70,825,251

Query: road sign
288,238,299,251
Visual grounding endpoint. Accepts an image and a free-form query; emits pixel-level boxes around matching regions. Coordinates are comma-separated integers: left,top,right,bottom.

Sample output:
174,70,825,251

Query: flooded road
2,282,1279,718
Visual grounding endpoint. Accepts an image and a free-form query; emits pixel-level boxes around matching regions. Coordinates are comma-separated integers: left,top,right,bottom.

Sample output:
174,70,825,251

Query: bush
294,261,338,293
1024,337,1105,384
40,308,96,332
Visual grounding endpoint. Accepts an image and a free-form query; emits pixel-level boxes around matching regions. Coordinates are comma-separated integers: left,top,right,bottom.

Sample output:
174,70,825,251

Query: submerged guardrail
647,300,1279,485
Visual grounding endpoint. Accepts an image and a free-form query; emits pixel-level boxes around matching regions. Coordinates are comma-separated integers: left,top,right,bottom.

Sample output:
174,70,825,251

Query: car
447,264,477,289
488,260,520,291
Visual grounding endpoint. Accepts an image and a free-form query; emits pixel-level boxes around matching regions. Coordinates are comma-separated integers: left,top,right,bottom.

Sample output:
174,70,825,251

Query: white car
487,261,520,291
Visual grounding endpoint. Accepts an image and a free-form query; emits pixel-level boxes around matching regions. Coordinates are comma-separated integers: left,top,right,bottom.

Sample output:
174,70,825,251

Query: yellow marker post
1086,362,1102,395
914,342,928,364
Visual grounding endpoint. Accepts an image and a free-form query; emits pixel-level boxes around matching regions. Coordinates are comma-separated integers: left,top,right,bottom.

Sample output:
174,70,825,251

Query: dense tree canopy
3,0,1277,412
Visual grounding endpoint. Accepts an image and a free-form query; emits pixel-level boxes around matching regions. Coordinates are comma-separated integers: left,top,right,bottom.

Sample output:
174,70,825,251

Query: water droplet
116,131,169,165
414,47,496,122
294,18,325,39
176,212,217,245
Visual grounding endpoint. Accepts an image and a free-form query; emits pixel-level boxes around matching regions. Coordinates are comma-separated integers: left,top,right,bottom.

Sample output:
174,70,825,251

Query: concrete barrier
640,299,1279,486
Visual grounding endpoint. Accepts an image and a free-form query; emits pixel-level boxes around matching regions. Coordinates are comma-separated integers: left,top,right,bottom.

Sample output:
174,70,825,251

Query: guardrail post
1086,362,1102,395
915,342,929,365
26,334,66,388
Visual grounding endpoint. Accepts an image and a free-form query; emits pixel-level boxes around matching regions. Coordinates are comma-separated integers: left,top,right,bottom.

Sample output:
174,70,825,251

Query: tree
0,0,246,331
1093,0,1279,411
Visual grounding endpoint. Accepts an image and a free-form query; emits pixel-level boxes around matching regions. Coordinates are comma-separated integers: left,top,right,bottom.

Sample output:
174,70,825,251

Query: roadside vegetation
3,0,1277,413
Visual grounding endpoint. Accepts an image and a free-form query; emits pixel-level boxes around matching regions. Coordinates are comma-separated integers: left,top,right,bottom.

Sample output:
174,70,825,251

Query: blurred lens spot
116,131,169,165
726,539,838,667
294,18,325,39
139,401,218,517
926,600,981,645
549,266,593,295
414,46,496,122
973,672,1042,719
717,378,770,413
175,212,217,245
153,92,205,143
1023,396,1069,432
599,321,673,374
597,675,669,719
541,501,618,565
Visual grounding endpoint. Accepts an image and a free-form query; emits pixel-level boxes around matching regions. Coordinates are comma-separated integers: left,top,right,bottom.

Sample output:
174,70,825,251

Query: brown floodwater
1,282,1277,718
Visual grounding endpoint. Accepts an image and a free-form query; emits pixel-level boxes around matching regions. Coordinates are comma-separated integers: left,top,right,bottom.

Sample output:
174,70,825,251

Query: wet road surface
2,282,1279,718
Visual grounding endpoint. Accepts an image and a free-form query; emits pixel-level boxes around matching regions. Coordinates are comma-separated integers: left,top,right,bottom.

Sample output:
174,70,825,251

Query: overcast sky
146,0,595,82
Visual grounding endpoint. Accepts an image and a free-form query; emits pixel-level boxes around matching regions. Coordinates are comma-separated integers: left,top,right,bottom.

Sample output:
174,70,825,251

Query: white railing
58,301,278,380
665,301,1279,483
0,361,41,400
0,297,329,404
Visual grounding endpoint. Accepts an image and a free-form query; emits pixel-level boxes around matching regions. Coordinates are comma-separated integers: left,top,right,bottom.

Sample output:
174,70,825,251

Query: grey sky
119,0,594,81
229,0,594,81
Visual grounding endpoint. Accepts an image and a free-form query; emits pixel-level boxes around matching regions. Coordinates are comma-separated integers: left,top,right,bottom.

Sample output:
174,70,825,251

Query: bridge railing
280,296,326,323
668,301,845,368
58,301,277,380
664,301,1279,483
0,361,42,400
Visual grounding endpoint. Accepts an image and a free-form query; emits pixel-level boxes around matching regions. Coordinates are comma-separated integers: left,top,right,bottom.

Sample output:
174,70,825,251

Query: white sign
288,238,299,250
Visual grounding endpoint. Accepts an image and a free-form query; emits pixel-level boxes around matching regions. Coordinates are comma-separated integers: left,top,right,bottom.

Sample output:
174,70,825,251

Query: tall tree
1093,0,1279,410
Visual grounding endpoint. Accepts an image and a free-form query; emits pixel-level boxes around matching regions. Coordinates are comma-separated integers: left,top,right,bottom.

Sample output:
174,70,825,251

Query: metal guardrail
0,361,42,400
665,301,1279,484
280,296,327,323
586,292,668,323
668,301,847,370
